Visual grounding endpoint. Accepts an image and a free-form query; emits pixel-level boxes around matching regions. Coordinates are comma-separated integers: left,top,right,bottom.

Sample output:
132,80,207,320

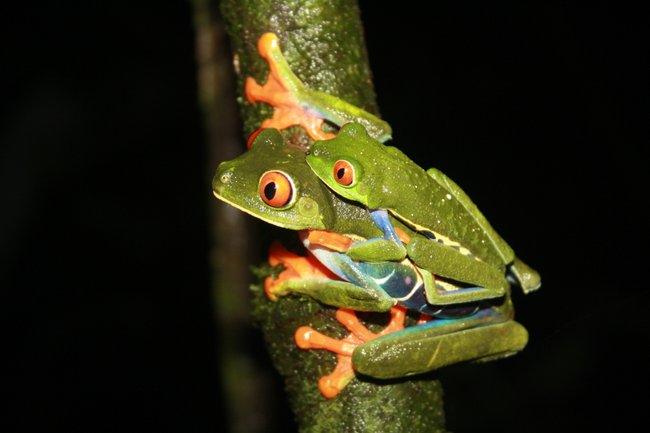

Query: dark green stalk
219,1,447,431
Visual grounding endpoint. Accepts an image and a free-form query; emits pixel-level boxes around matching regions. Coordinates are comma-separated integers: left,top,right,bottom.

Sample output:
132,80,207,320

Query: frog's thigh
280,278,394,312
407,236,508,302
353,318,528,379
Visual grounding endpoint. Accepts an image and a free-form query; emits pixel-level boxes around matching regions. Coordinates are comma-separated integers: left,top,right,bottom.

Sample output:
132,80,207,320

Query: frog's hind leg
421,268,488,311
353,307,528,379
265,240,394,311
264,240,339,301
295,307,406,398
407,235,509,304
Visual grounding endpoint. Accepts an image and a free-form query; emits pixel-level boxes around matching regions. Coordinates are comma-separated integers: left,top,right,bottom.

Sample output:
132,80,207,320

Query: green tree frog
245,32,540,303
305,123,541,300
214,128,499,310
212,129,528,397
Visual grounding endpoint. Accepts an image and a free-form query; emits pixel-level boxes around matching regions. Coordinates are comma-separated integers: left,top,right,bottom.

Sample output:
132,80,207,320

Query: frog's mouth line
212,189,311,232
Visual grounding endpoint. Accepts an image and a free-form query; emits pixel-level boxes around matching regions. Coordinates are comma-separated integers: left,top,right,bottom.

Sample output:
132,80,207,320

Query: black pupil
264,182,277,200
336,168,346,179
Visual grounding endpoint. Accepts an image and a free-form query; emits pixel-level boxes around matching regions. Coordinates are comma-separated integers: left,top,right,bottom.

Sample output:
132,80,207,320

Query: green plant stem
220,1,447,431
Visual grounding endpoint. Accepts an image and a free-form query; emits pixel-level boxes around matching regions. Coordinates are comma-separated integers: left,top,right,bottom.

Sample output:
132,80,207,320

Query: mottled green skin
306,123,541,294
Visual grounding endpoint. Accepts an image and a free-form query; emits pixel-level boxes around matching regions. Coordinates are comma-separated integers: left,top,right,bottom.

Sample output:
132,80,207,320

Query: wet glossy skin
306,123,541,296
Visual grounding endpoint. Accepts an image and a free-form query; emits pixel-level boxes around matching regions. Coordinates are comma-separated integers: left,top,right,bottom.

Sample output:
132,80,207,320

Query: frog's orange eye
259,171,294,208
333,160,355,186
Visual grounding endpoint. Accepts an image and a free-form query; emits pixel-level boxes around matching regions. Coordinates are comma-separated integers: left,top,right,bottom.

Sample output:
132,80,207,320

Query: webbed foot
245,33,335,141
264,240,338,301
265,238,395,311
295,306,406,398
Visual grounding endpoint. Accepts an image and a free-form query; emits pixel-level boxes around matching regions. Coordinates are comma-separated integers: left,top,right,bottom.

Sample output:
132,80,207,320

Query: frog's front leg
245,33,335,141
301,229,443,314
265,241,394,311
340,210,508,305
346,209,408,262
295,306,407,398
353,306,529,379
245,33,391,142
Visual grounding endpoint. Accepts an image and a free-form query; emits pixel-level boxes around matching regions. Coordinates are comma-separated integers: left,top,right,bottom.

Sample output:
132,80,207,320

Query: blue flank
436,286,485,295
395,306,504,337
305,240,481,317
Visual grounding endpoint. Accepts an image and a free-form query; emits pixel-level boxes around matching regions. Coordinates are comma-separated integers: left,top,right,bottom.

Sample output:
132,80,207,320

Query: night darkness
2,1,647,432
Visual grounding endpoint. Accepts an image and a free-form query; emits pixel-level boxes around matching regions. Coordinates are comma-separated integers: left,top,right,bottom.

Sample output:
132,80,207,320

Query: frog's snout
212,162,234,196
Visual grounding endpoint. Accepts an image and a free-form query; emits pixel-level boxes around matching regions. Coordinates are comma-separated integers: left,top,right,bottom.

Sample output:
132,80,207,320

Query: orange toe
295,306,407,398
264,239,339,300
245,33,335,142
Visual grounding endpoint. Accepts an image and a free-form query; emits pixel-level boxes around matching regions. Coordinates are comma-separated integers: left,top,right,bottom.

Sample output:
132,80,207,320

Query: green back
306,123,514,267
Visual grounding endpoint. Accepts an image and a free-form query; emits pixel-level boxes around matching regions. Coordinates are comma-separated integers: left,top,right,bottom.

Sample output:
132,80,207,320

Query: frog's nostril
212,166,233,195
220,172,233,184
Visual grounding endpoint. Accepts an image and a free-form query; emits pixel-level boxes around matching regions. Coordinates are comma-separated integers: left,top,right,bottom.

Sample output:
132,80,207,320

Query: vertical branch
217,1,448,432
220,0,381,137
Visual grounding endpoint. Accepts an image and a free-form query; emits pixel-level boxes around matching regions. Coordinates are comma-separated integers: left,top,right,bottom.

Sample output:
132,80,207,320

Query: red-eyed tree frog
305,123,541,300
212,129,528,397
214,127,507,310
244,32,540,302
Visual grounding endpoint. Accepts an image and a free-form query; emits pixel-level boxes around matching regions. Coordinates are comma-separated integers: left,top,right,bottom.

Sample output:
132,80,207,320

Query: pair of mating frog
213,33,541,398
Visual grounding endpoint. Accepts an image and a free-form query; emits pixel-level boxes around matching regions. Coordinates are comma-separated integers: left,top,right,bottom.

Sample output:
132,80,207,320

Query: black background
2,1,647,432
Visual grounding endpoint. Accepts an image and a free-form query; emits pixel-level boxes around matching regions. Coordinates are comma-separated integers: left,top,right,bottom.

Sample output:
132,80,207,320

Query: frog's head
212,128,336,230
306,123,384,207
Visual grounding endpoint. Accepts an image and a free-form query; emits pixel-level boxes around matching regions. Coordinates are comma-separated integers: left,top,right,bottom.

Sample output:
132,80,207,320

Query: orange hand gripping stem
245,33,335,142
264,239,339,301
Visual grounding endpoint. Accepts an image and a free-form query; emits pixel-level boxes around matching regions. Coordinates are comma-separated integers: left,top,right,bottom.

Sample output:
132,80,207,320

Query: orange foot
295,306,407,398
245,33,335,142
264,239,339,301
265,229,357,300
